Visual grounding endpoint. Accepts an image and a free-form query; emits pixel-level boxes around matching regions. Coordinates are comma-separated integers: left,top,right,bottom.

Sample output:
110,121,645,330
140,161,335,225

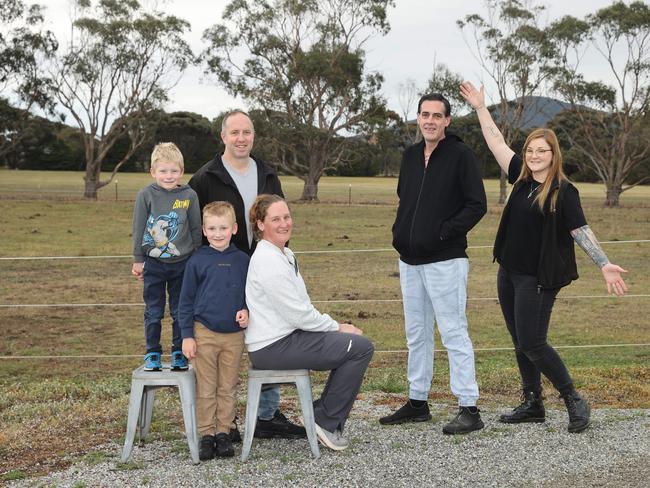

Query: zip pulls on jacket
408,160,429,257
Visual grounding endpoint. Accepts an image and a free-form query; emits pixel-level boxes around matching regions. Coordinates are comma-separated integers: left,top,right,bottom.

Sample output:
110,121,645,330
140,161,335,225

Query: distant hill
406,96,572,129
491,95,572,129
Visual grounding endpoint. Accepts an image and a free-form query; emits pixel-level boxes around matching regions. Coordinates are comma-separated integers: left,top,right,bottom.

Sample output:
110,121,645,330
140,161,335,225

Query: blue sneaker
144,352,162,371
171,351,189,371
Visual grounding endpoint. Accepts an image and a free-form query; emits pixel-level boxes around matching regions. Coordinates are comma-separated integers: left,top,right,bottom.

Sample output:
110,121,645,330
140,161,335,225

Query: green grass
1,470,26,481
1,171,649,478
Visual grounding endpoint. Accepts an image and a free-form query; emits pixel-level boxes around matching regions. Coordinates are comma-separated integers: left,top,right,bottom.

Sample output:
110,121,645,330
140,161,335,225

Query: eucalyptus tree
202,0,394,201
458,0,553,203
52,0,194,199
0,0,57,160
549,1,650,206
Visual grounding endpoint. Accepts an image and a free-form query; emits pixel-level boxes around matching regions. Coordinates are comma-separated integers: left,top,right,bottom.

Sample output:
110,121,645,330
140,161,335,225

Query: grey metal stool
241,368,320,461
121,364,200,464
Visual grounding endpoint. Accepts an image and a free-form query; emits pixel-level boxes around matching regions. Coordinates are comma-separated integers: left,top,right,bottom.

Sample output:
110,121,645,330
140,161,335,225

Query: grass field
1,169,649,479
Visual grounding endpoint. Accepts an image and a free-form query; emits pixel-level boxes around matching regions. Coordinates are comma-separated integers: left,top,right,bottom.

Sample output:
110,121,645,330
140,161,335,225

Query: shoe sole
171,366,189,371
568,420,590,433
379,413,432,425
253,431,307,439
442,419,485,435
143,367,161,371
215,450,235,457
314,424,348,451
498,417,545,424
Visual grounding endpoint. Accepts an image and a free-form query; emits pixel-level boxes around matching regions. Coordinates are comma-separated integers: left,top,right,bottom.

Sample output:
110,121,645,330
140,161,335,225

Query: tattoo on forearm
488,126,500,138
571,225,609,268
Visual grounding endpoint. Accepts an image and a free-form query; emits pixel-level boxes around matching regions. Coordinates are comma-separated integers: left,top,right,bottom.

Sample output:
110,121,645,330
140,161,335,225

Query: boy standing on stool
179,202,249,460
132,142,202,371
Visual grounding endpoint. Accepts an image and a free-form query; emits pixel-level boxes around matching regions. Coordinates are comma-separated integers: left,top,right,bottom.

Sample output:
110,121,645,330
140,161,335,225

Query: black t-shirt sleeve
561,184,588,231
508,154,522,184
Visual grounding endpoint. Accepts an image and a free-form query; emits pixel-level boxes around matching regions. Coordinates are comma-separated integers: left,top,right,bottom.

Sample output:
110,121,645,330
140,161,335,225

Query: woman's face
524,137,553,182
259,201,293,248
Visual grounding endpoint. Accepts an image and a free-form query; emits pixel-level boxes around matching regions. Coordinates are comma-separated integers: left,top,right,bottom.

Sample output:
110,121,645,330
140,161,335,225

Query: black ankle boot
562,391,591,433
499,391,545,424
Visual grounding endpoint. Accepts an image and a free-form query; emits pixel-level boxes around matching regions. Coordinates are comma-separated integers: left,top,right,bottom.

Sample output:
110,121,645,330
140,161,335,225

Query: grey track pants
249,330,374,432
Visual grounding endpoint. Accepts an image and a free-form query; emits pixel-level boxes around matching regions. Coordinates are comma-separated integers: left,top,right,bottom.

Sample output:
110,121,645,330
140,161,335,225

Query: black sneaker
199,434,216,461
499,391,545,424
442,406,484,435
215,432,234,457
379,400,432,425
254,410,307,439
562,392,591,433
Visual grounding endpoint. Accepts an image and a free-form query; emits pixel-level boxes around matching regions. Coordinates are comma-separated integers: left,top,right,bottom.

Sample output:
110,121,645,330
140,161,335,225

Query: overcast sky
42,0,618,121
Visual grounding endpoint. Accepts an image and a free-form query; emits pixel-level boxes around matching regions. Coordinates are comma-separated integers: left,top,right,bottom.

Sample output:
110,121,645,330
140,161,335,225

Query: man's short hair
203,201,236,225
221,110,254,133
150,142,184,170
417,93,451,117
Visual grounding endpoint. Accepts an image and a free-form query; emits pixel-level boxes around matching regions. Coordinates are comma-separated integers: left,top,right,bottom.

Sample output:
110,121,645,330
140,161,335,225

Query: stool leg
296,376,320,459
178,382,200,465
241,379,262,461
121,381,145,463
139,387,156,442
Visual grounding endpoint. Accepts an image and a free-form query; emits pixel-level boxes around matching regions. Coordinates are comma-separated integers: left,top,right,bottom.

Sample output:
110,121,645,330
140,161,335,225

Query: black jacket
493,178,580,289
392,134,487,264
188,154,284,256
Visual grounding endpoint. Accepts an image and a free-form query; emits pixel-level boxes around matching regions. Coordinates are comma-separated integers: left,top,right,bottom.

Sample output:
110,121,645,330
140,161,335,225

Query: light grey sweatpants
249,330,374,432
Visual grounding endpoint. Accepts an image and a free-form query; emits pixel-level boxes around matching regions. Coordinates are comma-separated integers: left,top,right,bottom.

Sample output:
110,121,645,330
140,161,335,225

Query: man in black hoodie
189,110,305,441
379,94,487,434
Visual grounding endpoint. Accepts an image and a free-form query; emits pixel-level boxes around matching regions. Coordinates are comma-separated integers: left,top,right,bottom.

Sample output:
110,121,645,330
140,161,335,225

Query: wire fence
3,225,648,361
2,239,648,260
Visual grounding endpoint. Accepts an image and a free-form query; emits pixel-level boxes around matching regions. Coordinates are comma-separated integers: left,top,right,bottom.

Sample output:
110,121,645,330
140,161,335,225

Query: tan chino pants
192,322,245,435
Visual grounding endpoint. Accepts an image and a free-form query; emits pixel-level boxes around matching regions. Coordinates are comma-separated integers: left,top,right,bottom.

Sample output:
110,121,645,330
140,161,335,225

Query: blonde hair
517,128,566,212
203,201,236,225
249,194,286,241
150,142,184,170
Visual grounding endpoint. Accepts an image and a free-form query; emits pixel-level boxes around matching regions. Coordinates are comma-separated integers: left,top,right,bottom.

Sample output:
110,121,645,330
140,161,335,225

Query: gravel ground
9,396,650,488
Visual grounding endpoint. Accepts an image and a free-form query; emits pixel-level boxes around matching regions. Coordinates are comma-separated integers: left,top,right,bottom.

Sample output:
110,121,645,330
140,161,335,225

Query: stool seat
241,368,320,461
121,365,199,464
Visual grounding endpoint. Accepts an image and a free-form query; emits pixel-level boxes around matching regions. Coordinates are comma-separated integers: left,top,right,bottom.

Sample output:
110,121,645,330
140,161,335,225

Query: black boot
562,391,591,433
442,406,484,435
199,434,216,461
499,391,545,424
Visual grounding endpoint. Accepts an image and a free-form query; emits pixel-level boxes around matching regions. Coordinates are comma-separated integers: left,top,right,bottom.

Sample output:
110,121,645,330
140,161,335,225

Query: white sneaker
314,423,349,451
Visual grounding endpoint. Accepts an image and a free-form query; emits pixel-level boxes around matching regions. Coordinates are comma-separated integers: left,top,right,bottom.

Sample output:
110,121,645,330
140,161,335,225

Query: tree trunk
499,170,507,204
83,161,100,200
605,184,621,207
300,174,320,201
300,151,325,201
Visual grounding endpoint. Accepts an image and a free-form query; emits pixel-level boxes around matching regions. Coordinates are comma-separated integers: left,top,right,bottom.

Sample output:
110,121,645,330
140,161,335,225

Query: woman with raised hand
244,194,374,450
460,81,628,433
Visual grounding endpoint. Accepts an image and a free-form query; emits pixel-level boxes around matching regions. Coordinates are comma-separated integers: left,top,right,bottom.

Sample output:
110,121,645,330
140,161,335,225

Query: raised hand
460,81,485,110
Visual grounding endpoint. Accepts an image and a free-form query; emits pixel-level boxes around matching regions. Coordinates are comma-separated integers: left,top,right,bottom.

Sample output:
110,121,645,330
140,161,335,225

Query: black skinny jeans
497,266,574,395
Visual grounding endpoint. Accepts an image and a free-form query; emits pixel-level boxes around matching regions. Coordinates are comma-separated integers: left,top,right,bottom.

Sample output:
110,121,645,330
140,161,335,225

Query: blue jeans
399,258,479,406
143,257,187,354
258,386,281,420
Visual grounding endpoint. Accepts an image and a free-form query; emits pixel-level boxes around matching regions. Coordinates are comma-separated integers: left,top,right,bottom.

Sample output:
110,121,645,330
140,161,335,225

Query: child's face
203,214,237,252
151,161,183,189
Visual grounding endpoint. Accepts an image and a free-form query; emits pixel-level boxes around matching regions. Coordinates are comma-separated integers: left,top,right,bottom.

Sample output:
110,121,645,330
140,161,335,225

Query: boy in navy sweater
179,201,249,460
